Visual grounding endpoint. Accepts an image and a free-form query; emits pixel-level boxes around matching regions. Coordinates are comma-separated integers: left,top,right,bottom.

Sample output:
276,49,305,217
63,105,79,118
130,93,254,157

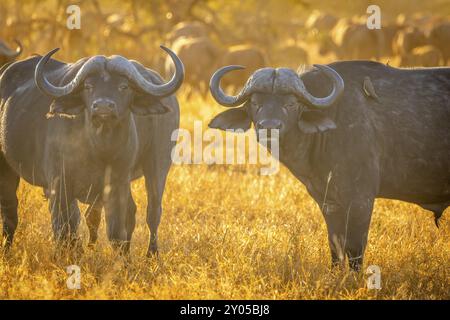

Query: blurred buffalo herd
0,1,449,95
164,11,450,94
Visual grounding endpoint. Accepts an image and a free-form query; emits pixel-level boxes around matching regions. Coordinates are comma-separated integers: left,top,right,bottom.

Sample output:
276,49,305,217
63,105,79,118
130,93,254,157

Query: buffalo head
209,65,344,141
35,46,184,136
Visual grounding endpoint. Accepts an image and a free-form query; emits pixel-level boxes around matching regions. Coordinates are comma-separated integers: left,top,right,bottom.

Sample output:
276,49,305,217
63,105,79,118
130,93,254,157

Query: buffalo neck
84,113,138,164
279,128,317,181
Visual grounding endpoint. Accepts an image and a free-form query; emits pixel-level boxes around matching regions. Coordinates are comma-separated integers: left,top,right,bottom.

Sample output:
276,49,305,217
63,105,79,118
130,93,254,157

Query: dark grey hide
209,61,450,271
0,47,183,255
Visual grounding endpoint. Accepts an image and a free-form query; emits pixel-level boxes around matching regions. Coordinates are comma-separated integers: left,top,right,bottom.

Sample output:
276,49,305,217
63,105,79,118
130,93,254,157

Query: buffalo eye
284,102,297,110
250,101,260,111
118,83,129,91
84,83,93,92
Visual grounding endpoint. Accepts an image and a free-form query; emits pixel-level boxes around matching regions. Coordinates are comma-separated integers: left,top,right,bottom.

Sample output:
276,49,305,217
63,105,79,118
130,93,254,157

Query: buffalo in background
165,22,268,97
0,39,22,67
429,22,450,64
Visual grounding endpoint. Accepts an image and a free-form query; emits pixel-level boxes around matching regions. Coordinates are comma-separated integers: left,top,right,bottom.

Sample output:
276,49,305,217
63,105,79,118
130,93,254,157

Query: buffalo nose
92,99,116,113
256,119,283,131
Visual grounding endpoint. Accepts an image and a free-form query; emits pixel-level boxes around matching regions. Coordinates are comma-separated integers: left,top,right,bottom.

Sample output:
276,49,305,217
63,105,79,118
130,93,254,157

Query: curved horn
11,39,22,58
35,48,106,98
107,45,184,97
209,65,251,107
296,64,344,108
36,46,184,99
0,39,22,58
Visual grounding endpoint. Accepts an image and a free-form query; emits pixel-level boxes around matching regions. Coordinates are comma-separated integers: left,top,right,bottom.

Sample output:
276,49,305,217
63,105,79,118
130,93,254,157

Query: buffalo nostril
92,100,116,115
257,119,283,131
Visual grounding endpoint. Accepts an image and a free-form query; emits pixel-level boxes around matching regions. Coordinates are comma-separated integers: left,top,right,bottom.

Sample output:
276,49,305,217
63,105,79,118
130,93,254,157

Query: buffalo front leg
48,176,80,245
142,110,177,256
122,190,137,254
0,155,20,249
322,198,374,271
143,160,171,256
145,181,164,256
85,199,102,246
103,181,132,252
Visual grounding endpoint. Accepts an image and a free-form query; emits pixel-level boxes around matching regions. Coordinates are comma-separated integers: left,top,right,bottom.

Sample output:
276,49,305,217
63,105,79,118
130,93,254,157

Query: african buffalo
166,36,219,97
400,45,443,67
305,11,338,34
393,26,427,57
429,23,450,64
208,62,450,271
0,46,184,254
272,42,309,70
321,19,385,60
167,21,209,45
0,39,22,67
218,45,267,90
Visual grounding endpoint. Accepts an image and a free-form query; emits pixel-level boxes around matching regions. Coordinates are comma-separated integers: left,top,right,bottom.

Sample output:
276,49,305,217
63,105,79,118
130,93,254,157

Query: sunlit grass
0,94,448,299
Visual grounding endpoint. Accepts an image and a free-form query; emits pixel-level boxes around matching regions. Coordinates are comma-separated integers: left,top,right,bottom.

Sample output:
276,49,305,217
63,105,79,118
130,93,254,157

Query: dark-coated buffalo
0,39,22,66
322,19,385,60
208,62,450,271
400,45,443,67
218,45,268,90
272,42,309,70
305,11,338,34
393,26,427,57
429,22,450,64
166,36,219,97
167,21,209,44
0,46,184,254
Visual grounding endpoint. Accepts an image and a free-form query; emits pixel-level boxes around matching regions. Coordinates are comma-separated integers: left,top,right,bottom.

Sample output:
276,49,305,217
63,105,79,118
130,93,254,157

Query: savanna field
0,0,449,300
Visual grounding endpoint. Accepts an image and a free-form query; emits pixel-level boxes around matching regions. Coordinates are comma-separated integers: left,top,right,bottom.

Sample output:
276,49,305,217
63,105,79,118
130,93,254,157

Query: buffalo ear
130,93,171,116
298,110,336,134
208,107,251,131
47,94,84,119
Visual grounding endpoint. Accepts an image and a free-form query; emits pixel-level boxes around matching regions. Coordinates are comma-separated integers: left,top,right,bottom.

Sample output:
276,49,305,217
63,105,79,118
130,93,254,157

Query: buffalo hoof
146,245,158,257
110,240,131,256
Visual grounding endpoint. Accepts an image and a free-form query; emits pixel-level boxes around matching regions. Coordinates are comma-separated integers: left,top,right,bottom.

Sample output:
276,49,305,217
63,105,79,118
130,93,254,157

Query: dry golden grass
0,94,449,300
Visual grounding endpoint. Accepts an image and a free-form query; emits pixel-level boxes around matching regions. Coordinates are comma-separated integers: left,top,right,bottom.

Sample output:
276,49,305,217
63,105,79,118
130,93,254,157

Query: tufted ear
130,92,171,116
44,57,90,119
128,61,174,116
298,110,336,134
208,106,251,131
47,93,84,119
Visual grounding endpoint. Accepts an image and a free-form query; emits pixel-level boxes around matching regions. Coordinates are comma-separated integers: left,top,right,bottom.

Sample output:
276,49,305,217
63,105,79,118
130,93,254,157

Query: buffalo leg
103,181,130,248
322,198,374,271
144,175,166,256
143,152,172,256
123,190,137,253
0,155,19,249
85,199,102,245
48,176,80,244
142,104,178,256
